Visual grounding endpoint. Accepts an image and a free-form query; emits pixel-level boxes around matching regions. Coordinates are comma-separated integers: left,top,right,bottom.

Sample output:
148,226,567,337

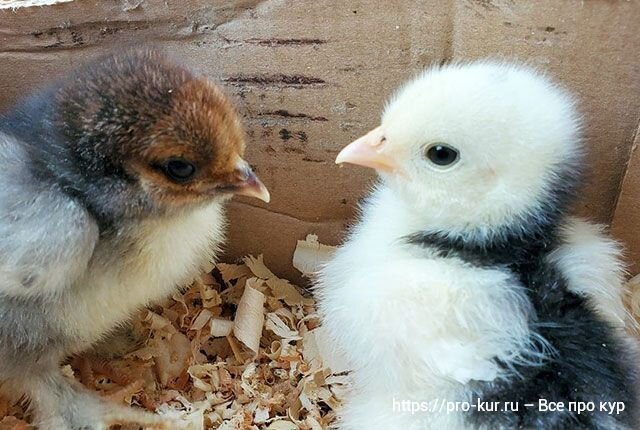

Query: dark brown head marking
55,48,250,210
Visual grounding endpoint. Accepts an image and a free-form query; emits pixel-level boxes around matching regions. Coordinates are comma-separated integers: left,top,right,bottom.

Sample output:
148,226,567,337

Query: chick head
337,62,582,239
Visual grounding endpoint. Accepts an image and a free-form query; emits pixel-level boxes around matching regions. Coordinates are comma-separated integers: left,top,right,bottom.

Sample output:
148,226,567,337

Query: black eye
163,158,196,182
425,144,459,167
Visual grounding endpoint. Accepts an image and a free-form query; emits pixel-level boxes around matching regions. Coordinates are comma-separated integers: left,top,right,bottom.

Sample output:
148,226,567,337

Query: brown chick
0,49,268,429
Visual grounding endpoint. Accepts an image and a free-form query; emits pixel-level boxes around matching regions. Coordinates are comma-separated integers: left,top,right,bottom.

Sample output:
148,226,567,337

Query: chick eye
425,143,459,167
163,158,196,182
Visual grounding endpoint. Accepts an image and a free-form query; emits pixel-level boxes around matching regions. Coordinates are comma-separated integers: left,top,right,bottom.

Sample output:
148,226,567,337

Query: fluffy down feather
317,62,638,429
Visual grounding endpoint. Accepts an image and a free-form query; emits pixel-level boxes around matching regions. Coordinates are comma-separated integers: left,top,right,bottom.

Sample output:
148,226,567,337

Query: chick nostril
235,168,251,182
372,136,386,148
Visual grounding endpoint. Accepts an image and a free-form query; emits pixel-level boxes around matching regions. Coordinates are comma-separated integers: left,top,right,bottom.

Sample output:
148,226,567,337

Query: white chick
316,62,638,430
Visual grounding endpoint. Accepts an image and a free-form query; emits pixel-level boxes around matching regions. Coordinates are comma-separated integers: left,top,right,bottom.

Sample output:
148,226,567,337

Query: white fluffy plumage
316,62,635,429
377,62,581,241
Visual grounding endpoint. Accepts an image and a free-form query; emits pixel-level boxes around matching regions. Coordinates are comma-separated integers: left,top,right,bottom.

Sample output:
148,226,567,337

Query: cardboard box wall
0,0,638,280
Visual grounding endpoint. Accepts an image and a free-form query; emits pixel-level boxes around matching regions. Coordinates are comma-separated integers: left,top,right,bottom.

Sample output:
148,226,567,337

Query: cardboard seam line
0,34,211,54
0,0,268,50
611,115,640,222
441,0,456,64
0,21,226,54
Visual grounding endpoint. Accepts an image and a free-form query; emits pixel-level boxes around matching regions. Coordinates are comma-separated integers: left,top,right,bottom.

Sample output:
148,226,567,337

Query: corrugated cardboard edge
0,0,73,9
612,119,640,276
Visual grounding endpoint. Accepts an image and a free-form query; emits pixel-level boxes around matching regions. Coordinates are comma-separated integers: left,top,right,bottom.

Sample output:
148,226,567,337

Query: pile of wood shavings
6,233,634,430
0,236,349,430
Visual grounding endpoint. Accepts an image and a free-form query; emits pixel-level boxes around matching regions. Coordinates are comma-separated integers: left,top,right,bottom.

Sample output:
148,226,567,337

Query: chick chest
61,201,226,348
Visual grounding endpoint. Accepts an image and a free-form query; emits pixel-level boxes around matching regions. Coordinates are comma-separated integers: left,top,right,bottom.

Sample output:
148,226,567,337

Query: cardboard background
1,0,638,279
613,126,640,276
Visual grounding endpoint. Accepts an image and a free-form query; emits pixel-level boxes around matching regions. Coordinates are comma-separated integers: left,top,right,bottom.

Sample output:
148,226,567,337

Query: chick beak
231,162,271,203
335,126,401,174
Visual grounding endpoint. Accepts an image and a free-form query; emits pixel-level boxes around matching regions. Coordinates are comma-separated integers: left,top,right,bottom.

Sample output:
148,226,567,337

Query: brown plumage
0,49,268,429
51,49,267,213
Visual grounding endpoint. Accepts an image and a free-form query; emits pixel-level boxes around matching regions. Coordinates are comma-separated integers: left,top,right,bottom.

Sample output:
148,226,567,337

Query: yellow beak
232,161,271,203
335,126,401,174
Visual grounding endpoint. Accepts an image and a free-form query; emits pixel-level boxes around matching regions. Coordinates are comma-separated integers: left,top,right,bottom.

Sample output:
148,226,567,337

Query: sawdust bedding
2,235,639,430
0,236,348,430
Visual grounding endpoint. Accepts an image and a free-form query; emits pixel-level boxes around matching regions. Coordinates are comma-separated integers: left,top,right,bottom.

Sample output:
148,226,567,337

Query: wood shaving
0,236,349,429
233,285,266,356
292,235,336,278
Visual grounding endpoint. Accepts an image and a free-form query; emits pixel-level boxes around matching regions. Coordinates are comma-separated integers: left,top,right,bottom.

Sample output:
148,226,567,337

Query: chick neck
400,165,579,269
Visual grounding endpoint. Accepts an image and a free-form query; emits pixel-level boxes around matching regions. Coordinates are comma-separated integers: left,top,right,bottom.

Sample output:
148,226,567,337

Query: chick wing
0,131,98,298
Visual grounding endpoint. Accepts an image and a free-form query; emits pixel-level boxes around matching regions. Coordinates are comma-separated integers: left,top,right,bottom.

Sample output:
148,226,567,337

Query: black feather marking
406,169,638,428
0,50,180,231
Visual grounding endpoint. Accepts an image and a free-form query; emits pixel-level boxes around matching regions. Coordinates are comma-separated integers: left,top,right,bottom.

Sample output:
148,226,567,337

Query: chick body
61,199,224,353
0,50,267,429
317,62,638,429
